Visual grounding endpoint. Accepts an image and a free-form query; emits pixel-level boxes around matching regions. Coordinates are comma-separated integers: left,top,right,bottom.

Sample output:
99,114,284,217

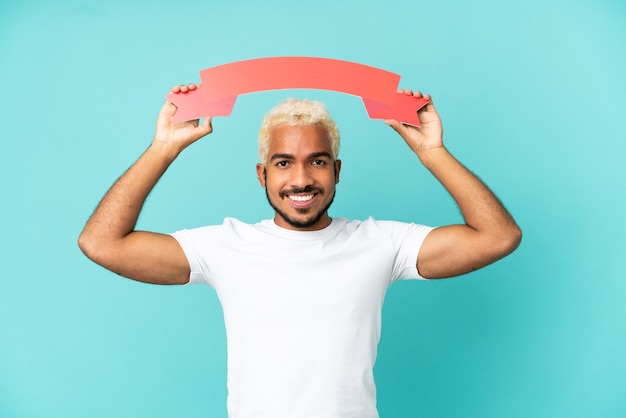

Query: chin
266,189,336,230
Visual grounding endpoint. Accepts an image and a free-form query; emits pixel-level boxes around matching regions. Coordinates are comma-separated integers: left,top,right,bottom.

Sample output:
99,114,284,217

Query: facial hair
264,181,336,230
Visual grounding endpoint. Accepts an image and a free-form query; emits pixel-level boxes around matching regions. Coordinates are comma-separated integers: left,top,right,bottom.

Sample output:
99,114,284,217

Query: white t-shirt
172,217,434,418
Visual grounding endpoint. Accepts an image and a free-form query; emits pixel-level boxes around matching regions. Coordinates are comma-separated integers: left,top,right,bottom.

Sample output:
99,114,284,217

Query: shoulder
170,217,257,242
326,218,434,250
348,217,434,236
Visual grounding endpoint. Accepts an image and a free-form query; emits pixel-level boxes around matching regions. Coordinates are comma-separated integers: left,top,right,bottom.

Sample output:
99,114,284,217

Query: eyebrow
269,151,333,161
308,152,333,160
269,153,294,162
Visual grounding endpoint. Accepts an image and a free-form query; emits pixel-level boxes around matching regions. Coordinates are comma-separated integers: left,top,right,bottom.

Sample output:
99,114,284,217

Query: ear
334,159,342,184
256,164,266,188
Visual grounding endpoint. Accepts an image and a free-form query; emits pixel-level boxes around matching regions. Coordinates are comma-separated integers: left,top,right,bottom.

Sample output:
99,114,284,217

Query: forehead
268,123,332,154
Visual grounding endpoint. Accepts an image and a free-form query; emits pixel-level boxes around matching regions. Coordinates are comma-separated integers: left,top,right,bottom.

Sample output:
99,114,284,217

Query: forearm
413,146,521,278
78,141,180,256
77,91,212,283
418,147,518,235
389,92,520,277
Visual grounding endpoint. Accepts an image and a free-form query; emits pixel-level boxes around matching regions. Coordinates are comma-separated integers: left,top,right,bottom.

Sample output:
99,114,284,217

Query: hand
385,90,443,157
153,83,213,153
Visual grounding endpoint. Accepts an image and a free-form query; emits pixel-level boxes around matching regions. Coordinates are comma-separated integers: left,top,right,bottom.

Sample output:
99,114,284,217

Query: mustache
279,186,322,197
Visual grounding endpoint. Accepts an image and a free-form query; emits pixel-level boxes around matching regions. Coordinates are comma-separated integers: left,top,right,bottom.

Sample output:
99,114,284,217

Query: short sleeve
170,228,213,285
373,220,435,282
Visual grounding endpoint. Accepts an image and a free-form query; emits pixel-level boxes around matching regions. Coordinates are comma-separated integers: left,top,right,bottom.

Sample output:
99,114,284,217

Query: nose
291,163,314,188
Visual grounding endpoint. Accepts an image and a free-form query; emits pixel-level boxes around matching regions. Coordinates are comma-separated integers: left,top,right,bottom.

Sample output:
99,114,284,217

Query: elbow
77,230,104,264
480,223,522,264
512,225,523,249
497,224,522,258
78,231,131,277
77,231,95,260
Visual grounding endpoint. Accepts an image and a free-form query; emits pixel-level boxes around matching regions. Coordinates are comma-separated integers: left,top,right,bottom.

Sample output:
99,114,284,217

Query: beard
264,185,336,229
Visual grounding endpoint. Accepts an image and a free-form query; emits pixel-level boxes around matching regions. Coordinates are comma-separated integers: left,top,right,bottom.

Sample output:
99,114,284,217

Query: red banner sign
166,57,429,126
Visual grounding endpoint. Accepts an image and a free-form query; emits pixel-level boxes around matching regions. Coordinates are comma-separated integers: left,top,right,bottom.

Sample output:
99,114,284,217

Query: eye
311,159,326,166
276,161,289,167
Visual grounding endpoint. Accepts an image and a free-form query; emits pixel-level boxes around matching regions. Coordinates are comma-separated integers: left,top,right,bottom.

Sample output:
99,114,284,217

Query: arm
78,84,213,285
386,90,522,279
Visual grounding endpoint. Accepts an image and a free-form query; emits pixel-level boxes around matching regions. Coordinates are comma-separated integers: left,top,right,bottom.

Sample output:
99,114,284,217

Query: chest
210,239,394,325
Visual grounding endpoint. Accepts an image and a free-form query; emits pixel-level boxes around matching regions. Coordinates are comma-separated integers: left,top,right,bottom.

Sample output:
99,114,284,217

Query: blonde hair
258,98,340,162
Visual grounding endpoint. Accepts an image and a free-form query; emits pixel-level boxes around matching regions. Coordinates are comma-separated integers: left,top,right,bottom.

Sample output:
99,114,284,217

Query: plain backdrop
1,0,625,417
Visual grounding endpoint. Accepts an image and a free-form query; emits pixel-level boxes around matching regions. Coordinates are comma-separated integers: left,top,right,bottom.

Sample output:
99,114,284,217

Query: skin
255,124,341,231
386,89,521,278
78,84,521,284
78,84,210,285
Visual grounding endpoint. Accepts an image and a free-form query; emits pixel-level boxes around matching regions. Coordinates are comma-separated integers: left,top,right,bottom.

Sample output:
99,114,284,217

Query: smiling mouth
288,194,315,202
281,186,322,203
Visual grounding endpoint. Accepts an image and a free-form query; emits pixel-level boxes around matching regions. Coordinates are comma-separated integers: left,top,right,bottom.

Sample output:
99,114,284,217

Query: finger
384,119,404,133
171,85,189,93
414,93,435,113
171,83,200,94
160,100,178,116
201,116,213,134
424,98,436,112
191,117,213,140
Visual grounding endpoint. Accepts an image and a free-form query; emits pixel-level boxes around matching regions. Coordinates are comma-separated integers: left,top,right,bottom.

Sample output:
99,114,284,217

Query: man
78,83,521,418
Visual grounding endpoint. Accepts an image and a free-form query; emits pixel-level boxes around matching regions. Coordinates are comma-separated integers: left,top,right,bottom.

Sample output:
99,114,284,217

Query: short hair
258,98,340,163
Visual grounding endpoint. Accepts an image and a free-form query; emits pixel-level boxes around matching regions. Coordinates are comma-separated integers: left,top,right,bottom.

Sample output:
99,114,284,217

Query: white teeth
289,194,314,202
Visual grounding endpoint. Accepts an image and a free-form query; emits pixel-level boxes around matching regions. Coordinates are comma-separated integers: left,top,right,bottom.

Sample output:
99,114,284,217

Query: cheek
263,171,283,192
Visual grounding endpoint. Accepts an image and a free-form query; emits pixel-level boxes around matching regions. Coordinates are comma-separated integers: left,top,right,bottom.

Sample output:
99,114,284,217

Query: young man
79,84,521,418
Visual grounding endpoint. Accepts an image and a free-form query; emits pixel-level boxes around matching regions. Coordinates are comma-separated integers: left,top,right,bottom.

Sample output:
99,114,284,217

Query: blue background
1,0,625,417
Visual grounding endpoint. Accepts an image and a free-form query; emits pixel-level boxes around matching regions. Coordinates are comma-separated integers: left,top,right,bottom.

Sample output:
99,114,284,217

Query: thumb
420,100,436,115
384,119,407,136
193,116,213,139
159,100,178,119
